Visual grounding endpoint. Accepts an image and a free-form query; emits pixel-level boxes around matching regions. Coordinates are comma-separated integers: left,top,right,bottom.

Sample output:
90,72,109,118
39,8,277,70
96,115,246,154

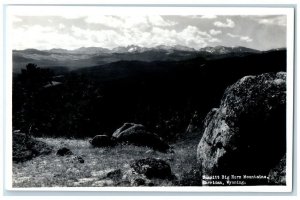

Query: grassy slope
13,132,201,187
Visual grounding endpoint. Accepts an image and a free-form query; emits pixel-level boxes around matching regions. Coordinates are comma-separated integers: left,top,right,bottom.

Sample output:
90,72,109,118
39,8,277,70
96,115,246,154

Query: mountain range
13,45,266,73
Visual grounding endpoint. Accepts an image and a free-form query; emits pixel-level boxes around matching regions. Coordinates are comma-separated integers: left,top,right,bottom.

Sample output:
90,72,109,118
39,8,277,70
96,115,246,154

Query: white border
3,6,295,193
4,6,297,16
1,0,299,5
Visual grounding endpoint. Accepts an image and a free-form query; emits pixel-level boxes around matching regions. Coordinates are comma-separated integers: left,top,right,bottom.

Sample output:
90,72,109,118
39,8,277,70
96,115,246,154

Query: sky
11,14,287,51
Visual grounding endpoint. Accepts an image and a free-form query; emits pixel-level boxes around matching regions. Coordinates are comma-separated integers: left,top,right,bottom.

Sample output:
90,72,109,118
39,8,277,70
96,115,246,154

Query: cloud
58,23,65,29
209,29,222,35
70,25,122,45
200,15,217,19
227,33,253,42
13,25,73,49
13,15,267,50
258,16,286,26
190,15,217,19
68,23,217,50
181,26,210,38
59,13,84,19
214,18,235,28
12,24,122,50
227,33,240,38
84,15,176,28
13,22,221,50
175,26,221,47
240,36,253,42
208,38,221,43
125,25,217,49
84,16,124,28
67,25,220,49
147,15,177,26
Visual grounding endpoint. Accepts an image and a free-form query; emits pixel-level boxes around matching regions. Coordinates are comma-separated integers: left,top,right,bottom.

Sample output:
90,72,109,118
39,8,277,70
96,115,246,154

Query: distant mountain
47,48,70,54
153,45,196,52
200,46,260,54
72,47,111,54
12,45,271,73
111,45,196,53
112,45,149,53
48,47,111,54
20,48,52,55
173,45,196,52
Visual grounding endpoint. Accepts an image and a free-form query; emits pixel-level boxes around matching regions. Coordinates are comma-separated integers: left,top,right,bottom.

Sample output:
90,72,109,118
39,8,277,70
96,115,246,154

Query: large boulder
130,158,173,179
197,72,286,180
89,135,115,147
112,123,170,152
112,123,145,138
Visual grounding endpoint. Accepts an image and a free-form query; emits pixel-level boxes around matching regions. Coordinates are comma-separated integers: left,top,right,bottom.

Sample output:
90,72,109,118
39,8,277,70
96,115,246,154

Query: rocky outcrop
112,123,170,152
197,72,286,181
89,135,115,147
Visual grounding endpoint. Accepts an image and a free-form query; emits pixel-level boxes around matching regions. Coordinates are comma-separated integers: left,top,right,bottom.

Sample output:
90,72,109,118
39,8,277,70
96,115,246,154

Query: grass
12,132,202,187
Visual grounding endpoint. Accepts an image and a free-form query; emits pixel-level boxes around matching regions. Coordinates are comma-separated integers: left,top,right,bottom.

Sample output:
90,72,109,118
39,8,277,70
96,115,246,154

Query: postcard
4,5,294,192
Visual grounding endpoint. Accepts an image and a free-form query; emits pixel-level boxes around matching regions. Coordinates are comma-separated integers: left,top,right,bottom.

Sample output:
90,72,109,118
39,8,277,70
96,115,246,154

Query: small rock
56,147,72,156
91,168,121,180
107,169,122,180
77,156,84,163
130,158,173,179
148,182,155,186
131,178,146,186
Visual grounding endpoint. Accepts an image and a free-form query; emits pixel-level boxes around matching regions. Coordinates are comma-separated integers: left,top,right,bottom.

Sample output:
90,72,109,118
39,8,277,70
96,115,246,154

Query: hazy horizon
13,44,286,52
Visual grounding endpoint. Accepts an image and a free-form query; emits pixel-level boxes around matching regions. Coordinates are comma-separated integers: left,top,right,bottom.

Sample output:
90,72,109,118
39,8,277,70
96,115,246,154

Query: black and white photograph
5,6,294,191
